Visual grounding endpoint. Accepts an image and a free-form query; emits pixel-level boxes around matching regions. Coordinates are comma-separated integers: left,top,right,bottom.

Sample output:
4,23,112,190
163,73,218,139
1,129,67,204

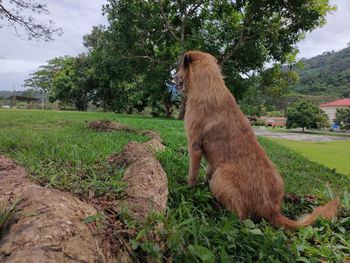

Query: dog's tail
273,198,340,230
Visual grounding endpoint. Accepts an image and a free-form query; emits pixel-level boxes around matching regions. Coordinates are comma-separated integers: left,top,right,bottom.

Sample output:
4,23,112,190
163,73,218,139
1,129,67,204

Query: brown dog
174,51,339,229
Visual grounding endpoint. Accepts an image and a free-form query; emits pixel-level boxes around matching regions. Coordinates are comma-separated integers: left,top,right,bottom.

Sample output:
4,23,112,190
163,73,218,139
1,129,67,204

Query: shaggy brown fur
173,50,339,230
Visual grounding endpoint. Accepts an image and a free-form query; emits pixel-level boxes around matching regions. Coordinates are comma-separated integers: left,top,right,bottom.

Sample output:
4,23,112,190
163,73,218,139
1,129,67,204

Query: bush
335,108,350,129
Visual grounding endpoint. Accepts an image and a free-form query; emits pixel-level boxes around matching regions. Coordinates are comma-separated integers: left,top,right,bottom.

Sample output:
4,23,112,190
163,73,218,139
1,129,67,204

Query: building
7,95,40,109
265,117,286,127
254,116,287,127
320,98,350,123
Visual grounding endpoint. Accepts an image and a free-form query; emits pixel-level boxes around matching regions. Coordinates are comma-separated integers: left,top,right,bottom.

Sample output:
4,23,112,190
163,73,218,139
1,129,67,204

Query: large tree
26,55,96,111
0,0,62,40
87,0,334,117
50,55,96,111
24,57,67,93
83,26,149,113
286,99,329,132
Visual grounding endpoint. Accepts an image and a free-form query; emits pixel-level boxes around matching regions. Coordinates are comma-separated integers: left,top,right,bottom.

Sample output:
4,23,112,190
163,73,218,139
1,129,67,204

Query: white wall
321,106,350,123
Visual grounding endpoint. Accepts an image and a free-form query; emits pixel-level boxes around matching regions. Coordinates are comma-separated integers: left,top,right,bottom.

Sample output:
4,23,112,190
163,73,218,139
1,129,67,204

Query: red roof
320,98,350,107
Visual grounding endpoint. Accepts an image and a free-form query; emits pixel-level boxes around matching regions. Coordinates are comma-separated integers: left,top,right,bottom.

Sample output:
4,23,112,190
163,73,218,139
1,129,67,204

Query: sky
0,0,349,91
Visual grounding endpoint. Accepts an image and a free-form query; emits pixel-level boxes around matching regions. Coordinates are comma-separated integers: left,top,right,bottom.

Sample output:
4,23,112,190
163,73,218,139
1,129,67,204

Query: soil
0,156,116,263
88,120,133,132
108,141,168,224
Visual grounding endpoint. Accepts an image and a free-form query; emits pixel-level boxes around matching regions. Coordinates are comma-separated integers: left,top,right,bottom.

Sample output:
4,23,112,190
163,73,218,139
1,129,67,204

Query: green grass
272,139,350,177
0,109,350,262
0,200,20,240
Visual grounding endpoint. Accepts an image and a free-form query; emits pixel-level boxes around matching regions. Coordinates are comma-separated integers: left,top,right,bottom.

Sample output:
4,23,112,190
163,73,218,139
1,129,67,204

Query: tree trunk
102,101,108,112
126,106,133,114
302,127,305,132
75,103,88,111
164,102,173,118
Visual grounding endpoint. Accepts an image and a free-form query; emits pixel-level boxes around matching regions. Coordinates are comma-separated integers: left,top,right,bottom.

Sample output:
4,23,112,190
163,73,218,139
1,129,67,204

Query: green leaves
0,199,21,240
294,46,350,98
83,213,105,224
335,108,350,129
188,245,215,263
26,55,96,111
286,99,329,131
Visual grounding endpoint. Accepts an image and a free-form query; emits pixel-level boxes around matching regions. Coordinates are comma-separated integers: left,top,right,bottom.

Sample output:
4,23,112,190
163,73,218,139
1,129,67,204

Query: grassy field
1,109,350,262
273,139,350,177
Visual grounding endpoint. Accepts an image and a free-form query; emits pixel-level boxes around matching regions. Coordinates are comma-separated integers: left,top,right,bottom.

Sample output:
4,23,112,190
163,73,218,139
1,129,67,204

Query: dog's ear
183,53,192,68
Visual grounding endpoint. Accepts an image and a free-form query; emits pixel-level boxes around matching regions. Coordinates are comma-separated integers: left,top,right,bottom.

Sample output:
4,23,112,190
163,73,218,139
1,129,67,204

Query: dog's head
173,51,219,94
173,53,192,93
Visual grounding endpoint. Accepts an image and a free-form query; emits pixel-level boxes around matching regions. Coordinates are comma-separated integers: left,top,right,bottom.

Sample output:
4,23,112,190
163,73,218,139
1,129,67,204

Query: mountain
293,46,350,98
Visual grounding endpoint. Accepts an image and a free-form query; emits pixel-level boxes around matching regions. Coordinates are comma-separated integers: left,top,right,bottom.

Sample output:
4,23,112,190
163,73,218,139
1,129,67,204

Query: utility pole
41,91,44,110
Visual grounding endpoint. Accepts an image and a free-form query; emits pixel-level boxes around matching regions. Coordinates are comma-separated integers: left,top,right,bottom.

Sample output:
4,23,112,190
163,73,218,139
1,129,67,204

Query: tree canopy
25,0,335,116
335,108,350,129
286,99,329,132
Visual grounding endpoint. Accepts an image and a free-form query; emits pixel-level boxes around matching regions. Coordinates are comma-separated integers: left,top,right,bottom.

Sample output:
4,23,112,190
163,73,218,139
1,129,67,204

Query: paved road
253,128,350,142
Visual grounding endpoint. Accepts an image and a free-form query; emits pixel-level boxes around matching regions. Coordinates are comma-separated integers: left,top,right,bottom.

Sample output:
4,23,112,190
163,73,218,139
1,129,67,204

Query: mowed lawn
273,139,350,177
1,109,350,262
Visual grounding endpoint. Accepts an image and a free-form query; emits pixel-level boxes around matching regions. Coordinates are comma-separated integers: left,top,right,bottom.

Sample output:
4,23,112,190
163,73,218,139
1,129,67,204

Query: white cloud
0,0,107,90
297,0,350,59
0,59,42,74
0,0,349,90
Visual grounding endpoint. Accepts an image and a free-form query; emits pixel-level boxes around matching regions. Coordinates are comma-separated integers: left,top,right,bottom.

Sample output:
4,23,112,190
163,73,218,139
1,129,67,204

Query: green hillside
294,46,350,97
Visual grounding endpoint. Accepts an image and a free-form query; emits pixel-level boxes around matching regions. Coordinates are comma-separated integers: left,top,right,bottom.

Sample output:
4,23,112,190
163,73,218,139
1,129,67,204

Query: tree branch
219,7,249,66
219,32,245,67
119,54,172,65
188,0,204,16
158,0,180,42
0,1,62,40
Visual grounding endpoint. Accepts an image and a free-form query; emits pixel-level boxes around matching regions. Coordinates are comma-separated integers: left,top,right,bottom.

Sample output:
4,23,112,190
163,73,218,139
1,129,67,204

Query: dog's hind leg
209,166,249,219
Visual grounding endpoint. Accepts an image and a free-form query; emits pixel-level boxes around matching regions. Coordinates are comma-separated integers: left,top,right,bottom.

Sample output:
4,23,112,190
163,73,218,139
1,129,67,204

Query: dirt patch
100,121,168,223
143,138,166,154
88,121,166,154
108,141,168,224
0,122,168,261
141,130,163,142
88,120,133,132
284,193,318,203
0,156,116,263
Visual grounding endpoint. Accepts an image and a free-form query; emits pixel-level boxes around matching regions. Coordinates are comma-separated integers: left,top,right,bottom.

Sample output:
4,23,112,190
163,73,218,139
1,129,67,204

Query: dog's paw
188,177,197,187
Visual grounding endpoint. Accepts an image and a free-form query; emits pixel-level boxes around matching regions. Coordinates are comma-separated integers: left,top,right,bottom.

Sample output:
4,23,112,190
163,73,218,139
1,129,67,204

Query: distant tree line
24,0,335,117
294,45,350,98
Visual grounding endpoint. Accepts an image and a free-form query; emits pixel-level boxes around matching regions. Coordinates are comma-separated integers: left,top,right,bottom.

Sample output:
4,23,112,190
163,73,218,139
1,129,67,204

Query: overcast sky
0,0,349,91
